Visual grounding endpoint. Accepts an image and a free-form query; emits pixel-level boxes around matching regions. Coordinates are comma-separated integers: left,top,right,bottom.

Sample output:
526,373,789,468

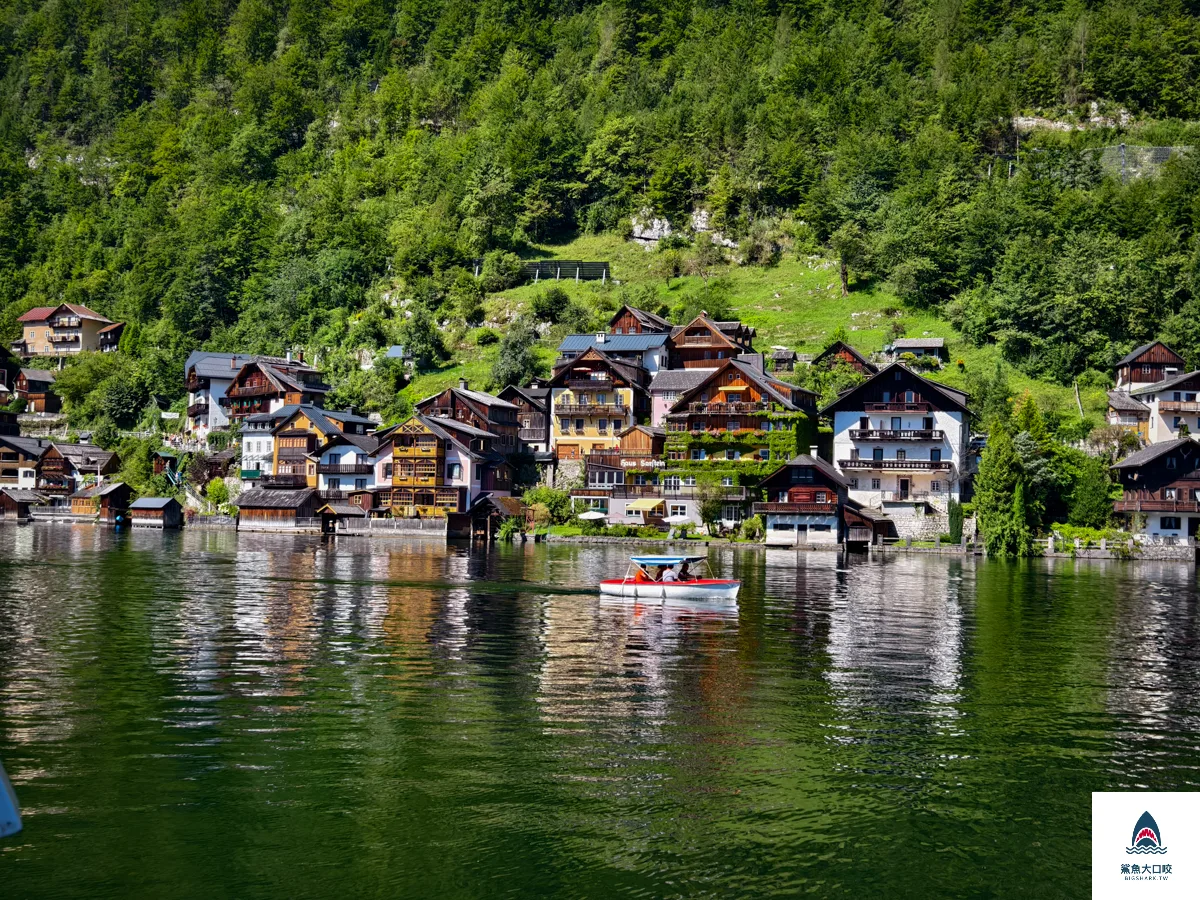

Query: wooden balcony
863,402,931,412
49,332,81,344
392,475,443,488
1113,499,1200,513
187,402,209,418
317,463,373,475
849,429,943,441
686,401,769,414
555,403,627,416
518,427,545,442
185,376,206,392
839,458,952,471
566,378,614,390
261,474,307,487
226,383,279,398
753,502,839,515
575,485,663,499
1157,401,1200,412
393,444,443,458
674,334,720,346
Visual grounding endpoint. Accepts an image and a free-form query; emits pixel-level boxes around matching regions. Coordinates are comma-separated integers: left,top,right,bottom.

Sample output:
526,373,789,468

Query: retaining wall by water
339,518,447,536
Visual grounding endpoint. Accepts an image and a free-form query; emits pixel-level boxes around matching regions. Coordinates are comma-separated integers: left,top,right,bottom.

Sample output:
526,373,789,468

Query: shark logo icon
1127,811,1168,855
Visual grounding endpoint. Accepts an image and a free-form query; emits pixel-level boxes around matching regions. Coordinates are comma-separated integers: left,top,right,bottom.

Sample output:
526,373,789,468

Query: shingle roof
611,305,673,332
1112,437,1198,469
235,487,316,508
811,340,878,372
499,384,550,409
17,303,110,323
769,453,848,487
433,417,495,441
891,337,945,349
129,497,178,510
52,443,114,468
317,502,366,517
71,481,126,499
1107,391,1150,414
649,369,711,392
97,322,124,334
20,368,56,383
0,435,50,457
16,306,56,323
557,333,669,353
0,488,46,503
1116,341,1183,366
820,363,970,416
1129,370,1200,397
185,351,257,380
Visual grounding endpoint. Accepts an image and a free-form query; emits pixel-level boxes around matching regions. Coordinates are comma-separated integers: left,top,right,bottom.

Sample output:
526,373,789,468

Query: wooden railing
1157,401,1200,412
187,402,209,418
839,459,952,471
566,379,614,390
555,403,627,415
686,401,769,414
849,429,943,441
752,502,839,514
863,402,931,412
1113,499,1200,512
316,463,373,475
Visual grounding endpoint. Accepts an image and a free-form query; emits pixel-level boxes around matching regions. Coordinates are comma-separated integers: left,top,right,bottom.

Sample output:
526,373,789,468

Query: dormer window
1167,457,1178,469
895,371,902,380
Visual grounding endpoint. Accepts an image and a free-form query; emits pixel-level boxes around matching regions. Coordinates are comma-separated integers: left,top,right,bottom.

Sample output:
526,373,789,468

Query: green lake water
1,527,1199,898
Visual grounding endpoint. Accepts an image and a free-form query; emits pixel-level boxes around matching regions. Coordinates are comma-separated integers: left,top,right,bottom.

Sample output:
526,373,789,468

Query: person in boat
634,566,653,584
678,562,692,582
661,565,678,583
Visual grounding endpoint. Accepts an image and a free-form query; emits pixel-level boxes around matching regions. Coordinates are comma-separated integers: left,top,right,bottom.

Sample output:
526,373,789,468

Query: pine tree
976,426,1029,557
948,498,964,543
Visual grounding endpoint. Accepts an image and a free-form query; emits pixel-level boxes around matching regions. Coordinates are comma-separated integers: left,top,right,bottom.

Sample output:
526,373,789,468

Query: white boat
0,760,20,838
599,555,741,601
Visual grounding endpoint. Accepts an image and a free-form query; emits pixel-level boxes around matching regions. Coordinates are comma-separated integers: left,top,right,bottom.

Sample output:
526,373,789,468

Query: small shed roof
236,487,317,509
129,497,179,510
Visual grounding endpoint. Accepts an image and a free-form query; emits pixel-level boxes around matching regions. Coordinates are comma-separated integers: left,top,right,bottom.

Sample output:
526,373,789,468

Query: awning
627,498,665,511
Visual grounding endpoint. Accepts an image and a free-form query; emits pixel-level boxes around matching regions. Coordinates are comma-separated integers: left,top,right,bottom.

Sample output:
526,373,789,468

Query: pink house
647,369,710,426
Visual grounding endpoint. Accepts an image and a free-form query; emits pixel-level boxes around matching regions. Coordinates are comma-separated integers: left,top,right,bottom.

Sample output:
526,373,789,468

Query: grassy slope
405,234,1107,420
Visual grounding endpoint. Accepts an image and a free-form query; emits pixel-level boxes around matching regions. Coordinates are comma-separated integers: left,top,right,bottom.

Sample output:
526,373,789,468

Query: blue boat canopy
630,555,707,566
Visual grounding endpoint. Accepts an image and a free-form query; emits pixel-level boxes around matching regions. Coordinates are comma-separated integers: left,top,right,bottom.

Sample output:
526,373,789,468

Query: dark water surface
2,528,1199,898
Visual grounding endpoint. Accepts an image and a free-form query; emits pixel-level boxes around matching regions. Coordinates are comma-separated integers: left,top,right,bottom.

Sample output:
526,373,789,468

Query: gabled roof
1112,437,1199,469
811,340,878,373
0,435,50,458
762,453,848,488
617,423,666,439
469,493,526,517
17,303,111,324
51,443,115,469
71,481,127,500
669,358,816,415
316,502,366,517
318,430,380,454
557,333,669,353
819,363,970,416
669,315,741,349
890,337,945,350
420,385,518,411
185,351,257,380
129,497,179,510
609,305,673,333
410,415,487,461
97,322,124,335
1117,340,1184,367
648,369,711,393
498,384,550,409
550,346,648,392
272,405,369,439
20,368,56,383
1130,370,1200,397
0,488,47,503
1107,391,1150,414
235,487,317,509
715,320,756,338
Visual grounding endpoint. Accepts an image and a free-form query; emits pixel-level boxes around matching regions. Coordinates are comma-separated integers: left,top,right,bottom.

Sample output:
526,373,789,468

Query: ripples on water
1,527,1199,898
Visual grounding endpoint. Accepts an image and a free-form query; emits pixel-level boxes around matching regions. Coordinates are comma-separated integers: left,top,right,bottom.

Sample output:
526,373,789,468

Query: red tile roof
16,303,111,323
16,306,57,323
97,322,124,334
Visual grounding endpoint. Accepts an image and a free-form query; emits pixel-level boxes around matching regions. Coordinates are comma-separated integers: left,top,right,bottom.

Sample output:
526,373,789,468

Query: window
1165,488,1178,500
575,419,584,432
871,478,881,490
663,391,677,402
560,417,569,433
1167,456,1178,469
761,450,770,461
612,419,622,432
355,479,367,490
613,327,622,334
931,448,942,462
691,449,706,460
447,463,462,480
723,504,740,521
882,391,891,402
896,450,906,461
1174,417,1182,430
597,393,606,405
891,417,902,430
670,504,686,517
895,371,902,381
923,417,934,430
773,523,796,531
931,480,941,492
1175,392,1183,401
811,524,831,532
597,422,608,434
328,478,341,489
815,491,827,502
728,392,741,402
727,450,740,460
722,476,734,486
727,421,740,432
684,476,697,486
905,391,915,403
664,476,681,490
668,450,685,460
872,447,884,461
1162,516,1182,530
850,448,860,461
849,478,858,489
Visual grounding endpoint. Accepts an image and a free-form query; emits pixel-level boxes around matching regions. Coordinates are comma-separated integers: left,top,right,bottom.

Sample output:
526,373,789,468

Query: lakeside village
0,300,1198,555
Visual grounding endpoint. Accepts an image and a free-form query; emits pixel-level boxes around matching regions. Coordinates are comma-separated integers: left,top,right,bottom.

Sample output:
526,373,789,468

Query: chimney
459,378,468,390
596,332,606,344
286,350,292,363
297,350,304,363
810,445,820,458
230,356,236,369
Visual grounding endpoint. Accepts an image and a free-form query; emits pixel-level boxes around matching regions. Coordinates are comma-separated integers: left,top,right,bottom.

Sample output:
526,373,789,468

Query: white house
240,406,293,484
555,332,669,376
822,363,970,512
184,351,255,438
1126,371,1200,444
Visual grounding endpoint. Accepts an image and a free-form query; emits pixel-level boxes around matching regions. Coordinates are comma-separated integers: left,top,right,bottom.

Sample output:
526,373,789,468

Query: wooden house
128,497,183,528
235,487,320,530
0,488,47,520
668,315,756,369
222,357,329,422
416,379,520,455
770,348,799,372
548,347,649,460
1106,391,1151,443
38,443,120,499
811,340,878,375
387,416,511,517
572,425,668,524
70,481,131,520
1112,437,1200,540
1115,341,1186,391
15,368,60,413
498,382,551,456
664,358,817,438
269,406,377,487
753,455,848,545
0,410,18,437
608,305,672,335
0,435,50,489
152,450,178,478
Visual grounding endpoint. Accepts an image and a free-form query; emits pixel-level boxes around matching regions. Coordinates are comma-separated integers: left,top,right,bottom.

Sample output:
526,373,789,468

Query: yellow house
270,406,376,486
548,347,648,460
13,303,124,358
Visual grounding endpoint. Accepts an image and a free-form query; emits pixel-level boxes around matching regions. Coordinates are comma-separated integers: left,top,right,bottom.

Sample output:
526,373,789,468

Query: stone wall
889,513,977,541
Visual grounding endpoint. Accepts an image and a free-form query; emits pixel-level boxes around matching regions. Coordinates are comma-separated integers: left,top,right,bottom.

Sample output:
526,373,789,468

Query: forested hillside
5,0,1200,425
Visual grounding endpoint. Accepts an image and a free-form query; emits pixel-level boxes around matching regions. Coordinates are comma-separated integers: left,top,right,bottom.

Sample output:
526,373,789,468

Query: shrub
937,533,954,543
739,514,764,542
481,250,525,292
530,286,570,323
497,516,523,542
523,486,572,523
473,328,499,346
579,516,607,535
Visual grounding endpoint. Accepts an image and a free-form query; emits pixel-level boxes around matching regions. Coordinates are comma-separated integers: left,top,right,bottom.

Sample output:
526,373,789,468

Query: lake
1,528,1198,898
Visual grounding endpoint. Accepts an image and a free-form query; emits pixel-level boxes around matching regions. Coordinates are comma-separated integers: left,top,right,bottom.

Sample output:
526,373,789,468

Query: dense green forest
6,0,1200,425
